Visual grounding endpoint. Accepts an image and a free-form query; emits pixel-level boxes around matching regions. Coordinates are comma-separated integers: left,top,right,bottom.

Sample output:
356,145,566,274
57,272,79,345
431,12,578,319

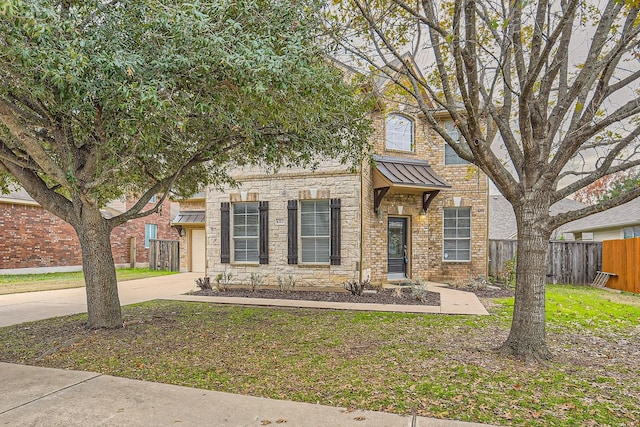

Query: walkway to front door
388,217,407,280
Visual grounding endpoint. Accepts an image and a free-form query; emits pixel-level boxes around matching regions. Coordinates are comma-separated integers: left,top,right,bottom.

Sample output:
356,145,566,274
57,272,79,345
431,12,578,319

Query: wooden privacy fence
149,239,180,272
489,239,602,285
602,237,640,293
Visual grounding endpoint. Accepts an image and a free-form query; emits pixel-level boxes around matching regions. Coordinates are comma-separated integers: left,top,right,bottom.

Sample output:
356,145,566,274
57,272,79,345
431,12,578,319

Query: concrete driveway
0,272,200,327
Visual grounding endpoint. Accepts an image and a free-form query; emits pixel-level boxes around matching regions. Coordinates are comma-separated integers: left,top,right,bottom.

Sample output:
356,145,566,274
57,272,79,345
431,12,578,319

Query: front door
190,229,206,273
388,218,407,278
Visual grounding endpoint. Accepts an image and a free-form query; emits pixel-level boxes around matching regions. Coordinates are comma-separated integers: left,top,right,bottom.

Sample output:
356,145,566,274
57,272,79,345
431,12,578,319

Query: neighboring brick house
174,79,490,286
0,188,175,273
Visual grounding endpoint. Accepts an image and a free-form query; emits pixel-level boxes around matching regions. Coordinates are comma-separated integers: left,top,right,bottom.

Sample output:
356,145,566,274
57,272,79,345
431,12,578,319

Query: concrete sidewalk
0,363,495,427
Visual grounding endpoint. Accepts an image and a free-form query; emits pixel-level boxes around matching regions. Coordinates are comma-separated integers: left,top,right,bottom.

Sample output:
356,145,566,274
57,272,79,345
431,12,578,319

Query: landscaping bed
190,287,441,306
189,283,514,305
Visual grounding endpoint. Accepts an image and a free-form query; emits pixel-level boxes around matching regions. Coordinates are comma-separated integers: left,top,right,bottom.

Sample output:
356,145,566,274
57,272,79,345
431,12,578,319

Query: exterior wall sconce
419,209,427,217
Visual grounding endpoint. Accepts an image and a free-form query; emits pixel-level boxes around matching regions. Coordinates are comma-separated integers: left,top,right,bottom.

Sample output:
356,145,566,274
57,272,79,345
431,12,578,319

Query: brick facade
0,197,174,272
364,105,489,285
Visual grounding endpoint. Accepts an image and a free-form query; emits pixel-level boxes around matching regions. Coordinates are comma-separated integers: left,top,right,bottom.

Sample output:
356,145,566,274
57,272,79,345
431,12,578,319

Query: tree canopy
0,0,372,328
327,0,640,360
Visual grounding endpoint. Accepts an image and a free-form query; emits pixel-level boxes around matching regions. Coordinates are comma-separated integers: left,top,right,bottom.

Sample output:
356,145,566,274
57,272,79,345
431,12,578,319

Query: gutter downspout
359,159,364,284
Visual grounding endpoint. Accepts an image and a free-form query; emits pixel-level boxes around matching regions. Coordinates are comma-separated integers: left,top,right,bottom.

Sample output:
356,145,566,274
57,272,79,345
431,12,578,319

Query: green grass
0,285,638,426
0,268,177,295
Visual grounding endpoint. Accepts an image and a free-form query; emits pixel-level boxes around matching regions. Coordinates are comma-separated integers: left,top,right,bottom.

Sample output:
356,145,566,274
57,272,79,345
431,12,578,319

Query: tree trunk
499,200,552,361
74,206,122,329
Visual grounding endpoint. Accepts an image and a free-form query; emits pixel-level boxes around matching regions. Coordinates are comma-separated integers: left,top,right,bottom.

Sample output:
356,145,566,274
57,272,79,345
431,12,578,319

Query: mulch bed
191,287,442,306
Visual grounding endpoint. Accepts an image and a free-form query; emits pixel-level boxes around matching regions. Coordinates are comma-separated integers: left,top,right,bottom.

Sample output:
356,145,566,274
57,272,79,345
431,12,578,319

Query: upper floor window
233,202,259,263
386,114,414,152
443,121,469,165
149,195,157,203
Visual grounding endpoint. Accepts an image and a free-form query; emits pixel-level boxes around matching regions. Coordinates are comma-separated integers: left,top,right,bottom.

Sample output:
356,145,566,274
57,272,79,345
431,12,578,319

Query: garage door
190,229,206,272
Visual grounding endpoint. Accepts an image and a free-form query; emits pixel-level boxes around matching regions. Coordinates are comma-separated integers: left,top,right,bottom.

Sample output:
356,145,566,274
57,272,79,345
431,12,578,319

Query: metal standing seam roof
171,211,206,225
373,155,451,189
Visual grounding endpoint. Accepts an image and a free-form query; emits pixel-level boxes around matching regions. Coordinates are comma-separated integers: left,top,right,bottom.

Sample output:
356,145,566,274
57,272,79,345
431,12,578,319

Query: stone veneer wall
206,163,362,287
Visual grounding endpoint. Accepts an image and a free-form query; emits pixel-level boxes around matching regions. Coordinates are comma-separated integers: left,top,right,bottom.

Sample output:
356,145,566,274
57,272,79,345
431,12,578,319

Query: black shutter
259,201,269,264
220,202,230,263
330,198,341,265
287,200,298,264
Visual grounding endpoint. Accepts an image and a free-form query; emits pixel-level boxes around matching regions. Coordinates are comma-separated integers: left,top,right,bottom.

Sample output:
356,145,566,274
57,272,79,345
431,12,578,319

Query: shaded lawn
0,268,177,295
0,285,638,426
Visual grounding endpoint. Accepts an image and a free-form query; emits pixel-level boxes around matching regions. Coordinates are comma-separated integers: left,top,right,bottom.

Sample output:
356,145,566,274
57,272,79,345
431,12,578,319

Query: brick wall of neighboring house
0,203,82,269
0,197,174,271
110,197,176,265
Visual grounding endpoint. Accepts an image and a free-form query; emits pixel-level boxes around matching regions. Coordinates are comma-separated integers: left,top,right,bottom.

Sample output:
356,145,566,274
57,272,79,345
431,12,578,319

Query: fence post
130,237,137,268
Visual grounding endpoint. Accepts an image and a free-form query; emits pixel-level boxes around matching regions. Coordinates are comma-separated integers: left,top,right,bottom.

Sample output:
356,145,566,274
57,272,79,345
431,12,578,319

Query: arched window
386,114,414,151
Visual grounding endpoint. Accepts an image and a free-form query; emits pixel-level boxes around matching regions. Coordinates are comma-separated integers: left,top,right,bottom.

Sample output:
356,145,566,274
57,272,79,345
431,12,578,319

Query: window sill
231,262,260,267
385,148,416,155
297,263,331,269
442,259,471,263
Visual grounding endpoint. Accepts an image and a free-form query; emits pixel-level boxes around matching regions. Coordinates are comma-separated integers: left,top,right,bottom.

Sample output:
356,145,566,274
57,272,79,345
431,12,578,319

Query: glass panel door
388,218,407,277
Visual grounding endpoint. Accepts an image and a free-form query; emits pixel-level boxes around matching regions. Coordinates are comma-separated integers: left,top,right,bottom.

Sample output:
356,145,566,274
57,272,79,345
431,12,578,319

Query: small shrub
215,271,233,291
277,274,296,291
249,272,264,292
343,279,370,296
468,275,489,291
195,277,212,290
410,278,429,302
497,253,517,288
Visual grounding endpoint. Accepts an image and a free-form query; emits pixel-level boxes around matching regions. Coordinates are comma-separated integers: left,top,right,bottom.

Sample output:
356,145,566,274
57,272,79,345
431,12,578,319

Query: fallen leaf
354,416,366,421
260,420,272,425
276,419,287,424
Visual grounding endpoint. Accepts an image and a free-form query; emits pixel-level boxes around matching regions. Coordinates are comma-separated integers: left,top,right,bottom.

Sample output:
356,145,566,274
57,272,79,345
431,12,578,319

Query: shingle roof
563,198,640,232
172,211,205,225
373,155,451,189
489,195,586,240
0,188,37,204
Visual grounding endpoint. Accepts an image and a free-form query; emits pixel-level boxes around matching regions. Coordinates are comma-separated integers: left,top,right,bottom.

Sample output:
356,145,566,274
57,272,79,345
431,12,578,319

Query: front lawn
0,285,638,426
0,268,177,295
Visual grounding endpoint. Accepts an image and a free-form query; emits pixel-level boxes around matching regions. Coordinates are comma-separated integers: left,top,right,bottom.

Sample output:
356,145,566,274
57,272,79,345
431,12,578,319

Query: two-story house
173,76,489,287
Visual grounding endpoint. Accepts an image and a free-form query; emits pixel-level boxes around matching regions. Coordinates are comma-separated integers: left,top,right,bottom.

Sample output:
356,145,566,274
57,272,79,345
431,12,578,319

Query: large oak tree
328,0,640,360
0,0,371,328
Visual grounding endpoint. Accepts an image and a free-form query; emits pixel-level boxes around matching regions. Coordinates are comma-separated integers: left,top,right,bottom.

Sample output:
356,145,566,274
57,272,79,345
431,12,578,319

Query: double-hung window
443,207,471,261
623,226,640,239
300,200,330,263
443,121,469,165
386,114,414,152
144,223,157,249
233,203,259,263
